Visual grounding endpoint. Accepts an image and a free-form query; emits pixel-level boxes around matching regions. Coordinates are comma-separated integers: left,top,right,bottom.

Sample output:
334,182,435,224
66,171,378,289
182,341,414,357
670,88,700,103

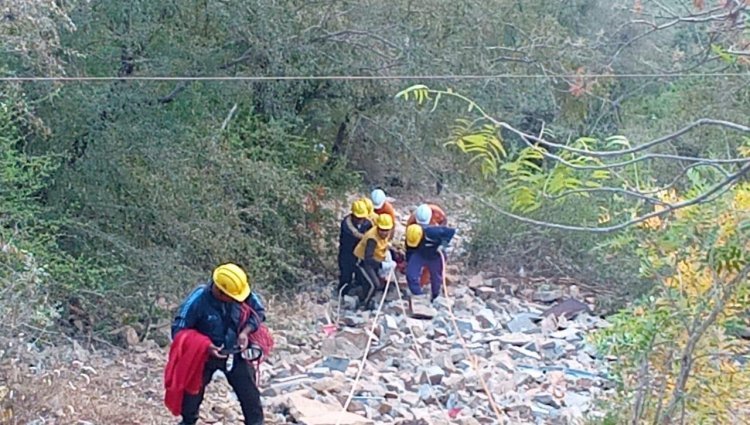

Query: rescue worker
338,200,373,297
170,263,265,425
404,216,456,302
353,214,396,308
405,204,448,286
361,196,378,222
407,203,448,226
371,188,396,222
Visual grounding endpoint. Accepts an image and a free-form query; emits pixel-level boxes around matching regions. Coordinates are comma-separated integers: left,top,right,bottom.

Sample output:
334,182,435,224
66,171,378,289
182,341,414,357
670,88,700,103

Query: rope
438,251,506,422
393,279,451,419
335,270,394,425
1,72,749,82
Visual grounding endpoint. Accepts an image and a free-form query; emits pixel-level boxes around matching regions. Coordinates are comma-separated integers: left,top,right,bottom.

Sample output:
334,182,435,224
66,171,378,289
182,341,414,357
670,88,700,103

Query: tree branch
157,81,192,104
504,119,750,159
471,162,749,233
542,185,671,205
423,89,750,164
659,263,750,423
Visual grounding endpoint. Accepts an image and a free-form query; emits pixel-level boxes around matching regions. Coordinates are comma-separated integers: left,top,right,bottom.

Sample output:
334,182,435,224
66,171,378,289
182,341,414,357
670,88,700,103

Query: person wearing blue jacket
337,200,373,297
404,217,457,302
171,263,265,425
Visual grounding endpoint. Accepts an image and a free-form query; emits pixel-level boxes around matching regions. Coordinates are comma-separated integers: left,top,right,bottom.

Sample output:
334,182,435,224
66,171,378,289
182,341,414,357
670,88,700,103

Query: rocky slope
258,274,614,425
0,196,616,424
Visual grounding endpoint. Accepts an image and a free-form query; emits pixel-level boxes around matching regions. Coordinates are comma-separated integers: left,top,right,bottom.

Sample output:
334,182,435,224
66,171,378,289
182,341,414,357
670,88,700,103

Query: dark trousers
355,261,381,306
406,251,445,300
337,254,358,294
181,355,263,425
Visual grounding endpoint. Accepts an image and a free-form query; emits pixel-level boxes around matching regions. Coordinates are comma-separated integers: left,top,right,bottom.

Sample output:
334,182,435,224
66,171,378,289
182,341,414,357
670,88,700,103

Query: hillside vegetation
1,1,749,423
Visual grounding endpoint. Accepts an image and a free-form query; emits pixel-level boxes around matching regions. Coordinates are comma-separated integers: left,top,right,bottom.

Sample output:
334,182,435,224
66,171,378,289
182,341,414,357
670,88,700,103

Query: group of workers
164,188,456,425
338,188,457,309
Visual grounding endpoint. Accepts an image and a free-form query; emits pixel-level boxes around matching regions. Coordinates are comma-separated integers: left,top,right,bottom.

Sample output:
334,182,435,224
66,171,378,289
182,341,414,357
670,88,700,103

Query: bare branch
211,103,239,147
659,263,750,423
542,186,671,205
157,81,192,104
470,163,749,233
425,89,750,163
312,29,401,50
505,119,750,158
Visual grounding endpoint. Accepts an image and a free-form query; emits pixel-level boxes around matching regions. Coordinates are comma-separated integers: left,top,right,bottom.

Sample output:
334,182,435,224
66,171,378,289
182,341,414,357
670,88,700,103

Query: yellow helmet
361,197,375,215
351,200,369,219
212,263,251,301
375,213,394,230
405,224,424,248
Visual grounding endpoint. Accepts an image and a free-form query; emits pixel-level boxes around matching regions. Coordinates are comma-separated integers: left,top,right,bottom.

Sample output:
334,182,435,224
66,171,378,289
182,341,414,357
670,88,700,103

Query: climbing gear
405,223,424,248
213,263,251,301
239,303,274,385
415,204,433,225
375,213,394,230
371,189,386,209
351,200,369,219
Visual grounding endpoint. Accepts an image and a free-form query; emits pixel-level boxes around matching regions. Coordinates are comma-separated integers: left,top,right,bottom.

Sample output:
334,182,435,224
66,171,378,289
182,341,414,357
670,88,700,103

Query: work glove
379,259,396,277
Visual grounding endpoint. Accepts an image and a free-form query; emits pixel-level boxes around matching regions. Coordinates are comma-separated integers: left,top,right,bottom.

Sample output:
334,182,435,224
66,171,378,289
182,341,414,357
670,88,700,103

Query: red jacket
374,201,396,222
164,329,212,415
406,204,447,226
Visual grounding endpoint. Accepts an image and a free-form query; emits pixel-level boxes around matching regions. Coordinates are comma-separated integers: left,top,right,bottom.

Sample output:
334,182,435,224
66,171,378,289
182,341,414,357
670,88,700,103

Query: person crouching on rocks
352,214,397,308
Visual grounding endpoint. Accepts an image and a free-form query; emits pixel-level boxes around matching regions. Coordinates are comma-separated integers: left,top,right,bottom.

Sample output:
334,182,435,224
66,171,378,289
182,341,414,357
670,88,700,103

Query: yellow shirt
353,227,390,262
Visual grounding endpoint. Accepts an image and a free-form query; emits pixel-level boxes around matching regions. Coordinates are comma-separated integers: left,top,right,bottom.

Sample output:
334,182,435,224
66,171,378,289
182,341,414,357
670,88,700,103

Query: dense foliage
1,4,749,421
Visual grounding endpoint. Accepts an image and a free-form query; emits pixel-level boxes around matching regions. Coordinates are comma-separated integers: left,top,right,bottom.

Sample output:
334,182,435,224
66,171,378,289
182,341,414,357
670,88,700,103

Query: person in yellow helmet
338,200,373,297
360,196,378,222
404,221,456,302
170,263,265,425
352,214,396,308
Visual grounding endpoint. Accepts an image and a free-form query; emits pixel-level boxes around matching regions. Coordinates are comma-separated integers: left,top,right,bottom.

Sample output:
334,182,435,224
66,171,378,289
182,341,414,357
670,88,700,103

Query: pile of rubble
252,273,615,425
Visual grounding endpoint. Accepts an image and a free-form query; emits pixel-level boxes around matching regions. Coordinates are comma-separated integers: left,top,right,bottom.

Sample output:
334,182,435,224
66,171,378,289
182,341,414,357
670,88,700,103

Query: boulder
533,290,563,303
506,316,536,333
419,366,445,385
542,299,590,320
508,346,542,361
498,333,534,346
287,392,373,425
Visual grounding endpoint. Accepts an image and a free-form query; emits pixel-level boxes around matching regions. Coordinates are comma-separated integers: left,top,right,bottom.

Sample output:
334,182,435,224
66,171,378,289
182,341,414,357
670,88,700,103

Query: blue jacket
407,225,456,261
338,214,372,261
171,284,267,348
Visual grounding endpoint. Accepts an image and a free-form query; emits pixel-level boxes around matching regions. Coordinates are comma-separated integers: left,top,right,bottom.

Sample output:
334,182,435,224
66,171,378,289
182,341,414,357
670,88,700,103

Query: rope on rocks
394,279,450,419
335,270,394,425
334,254,505,423
439,251,507,422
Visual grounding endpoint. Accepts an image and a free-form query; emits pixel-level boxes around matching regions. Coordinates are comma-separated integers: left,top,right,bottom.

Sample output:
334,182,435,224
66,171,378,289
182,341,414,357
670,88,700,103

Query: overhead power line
0,72,749,82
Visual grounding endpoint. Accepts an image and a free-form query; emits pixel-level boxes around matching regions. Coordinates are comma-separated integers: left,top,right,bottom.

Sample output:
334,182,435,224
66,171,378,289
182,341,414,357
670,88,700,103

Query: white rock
499,333,534,346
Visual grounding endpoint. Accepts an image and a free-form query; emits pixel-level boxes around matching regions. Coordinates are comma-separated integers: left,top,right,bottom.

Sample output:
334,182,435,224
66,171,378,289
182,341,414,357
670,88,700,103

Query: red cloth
164,329,212,416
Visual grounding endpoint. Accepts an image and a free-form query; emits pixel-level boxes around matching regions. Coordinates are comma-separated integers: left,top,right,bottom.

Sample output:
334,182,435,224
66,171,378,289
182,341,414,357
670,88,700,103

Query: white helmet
415,204,432,225
371,189,386,209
